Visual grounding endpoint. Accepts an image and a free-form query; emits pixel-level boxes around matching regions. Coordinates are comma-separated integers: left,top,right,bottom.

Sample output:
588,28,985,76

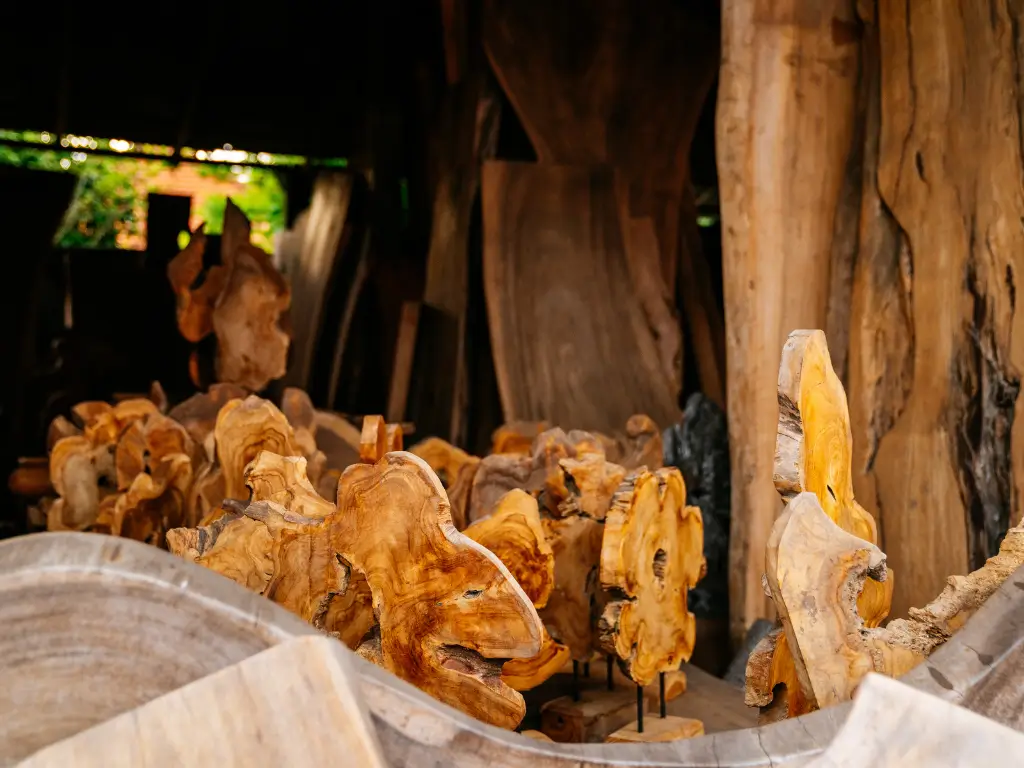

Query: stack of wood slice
165,421,543,730
42,386,360,547
746,330,1024,721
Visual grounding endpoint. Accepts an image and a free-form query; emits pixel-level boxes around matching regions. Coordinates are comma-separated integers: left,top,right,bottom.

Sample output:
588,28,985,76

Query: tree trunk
717,0,862,641
846,0,1024,617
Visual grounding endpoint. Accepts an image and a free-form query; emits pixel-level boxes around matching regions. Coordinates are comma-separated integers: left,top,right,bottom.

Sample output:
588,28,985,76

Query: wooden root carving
334,453,543,729
599,467,704,685
464,489,569,690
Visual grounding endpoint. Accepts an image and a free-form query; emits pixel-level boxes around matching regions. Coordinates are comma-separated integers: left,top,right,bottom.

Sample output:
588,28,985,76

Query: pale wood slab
807,673,1024,767
606,715,704,744
21,636,386,768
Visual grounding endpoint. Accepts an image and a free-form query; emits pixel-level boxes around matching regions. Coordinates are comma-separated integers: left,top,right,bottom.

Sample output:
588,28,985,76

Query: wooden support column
717,1,861,641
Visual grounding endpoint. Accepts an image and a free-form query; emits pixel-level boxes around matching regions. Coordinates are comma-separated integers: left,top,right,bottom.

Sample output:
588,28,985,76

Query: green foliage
0,130,293,252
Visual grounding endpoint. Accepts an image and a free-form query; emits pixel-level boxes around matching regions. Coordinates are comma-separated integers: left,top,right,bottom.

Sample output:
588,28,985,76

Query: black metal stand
659,671,667,718
606,655,614,691
636,684,644,734
572,660,580,702
583,661,590,678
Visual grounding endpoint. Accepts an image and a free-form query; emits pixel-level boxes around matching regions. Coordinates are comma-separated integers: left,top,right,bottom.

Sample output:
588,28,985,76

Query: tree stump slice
599,468,704,686
605,715,705,744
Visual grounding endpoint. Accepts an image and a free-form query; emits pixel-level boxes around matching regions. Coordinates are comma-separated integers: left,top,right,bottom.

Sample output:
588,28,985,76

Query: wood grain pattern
599,468,704,686
0,533,1022,765
22,637,386,768
482,0,718,295
334,453,543,729
482,161,679,435
848,0,1024,618
717,0,861,642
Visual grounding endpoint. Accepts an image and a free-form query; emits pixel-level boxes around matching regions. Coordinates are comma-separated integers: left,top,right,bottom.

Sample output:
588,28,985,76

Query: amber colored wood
469,426,615,524
539,513,604,662
599,468,704,686
167,383,248,449
21,637,387,768
409,437,480,530
166,225,227,344
540,689,645,744
606,715,704,744
464,489,569,690
717,0,861,643
280,387,324,471
491,421,549,455
359,415,388,463
519,730,553,743
9,460,53,497
214,396,303,500
482,161,680,435
211,201,291,391
609,414,663,471
751,330,897,718
333,452,543,729
48,399,160,532
763,493,918,710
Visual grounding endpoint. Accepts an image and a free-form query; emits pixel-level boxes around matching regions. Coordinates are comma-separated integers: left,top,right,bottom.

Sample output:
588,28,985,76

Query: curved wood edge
1,533,1021,766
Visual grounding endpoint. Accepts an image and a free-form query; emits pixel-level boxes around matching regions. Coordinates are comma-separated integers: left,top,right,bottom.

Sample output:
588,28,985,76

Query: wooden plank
21,637,386,767
282,173,354,392
481,161,680,434
482,0,718,295
716,0,861,642
386,301,421,423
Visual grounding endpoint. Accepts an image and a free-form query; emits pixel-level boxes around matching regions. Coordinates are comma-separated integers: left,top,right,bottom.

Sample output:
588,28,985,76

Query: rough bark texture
599,468,705,686
848,0,1024,620
717,0,862,643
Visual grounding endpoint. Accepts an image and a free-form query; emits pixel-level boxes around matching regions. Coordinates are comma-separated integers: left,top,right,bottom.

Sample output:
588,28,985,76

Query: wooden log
386,300,420,423
717,0,861,642
490,421,549,455
21,636,386,768
599,468,704,686
166,383,249,450
1,533,1022,765
481,161,680,434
